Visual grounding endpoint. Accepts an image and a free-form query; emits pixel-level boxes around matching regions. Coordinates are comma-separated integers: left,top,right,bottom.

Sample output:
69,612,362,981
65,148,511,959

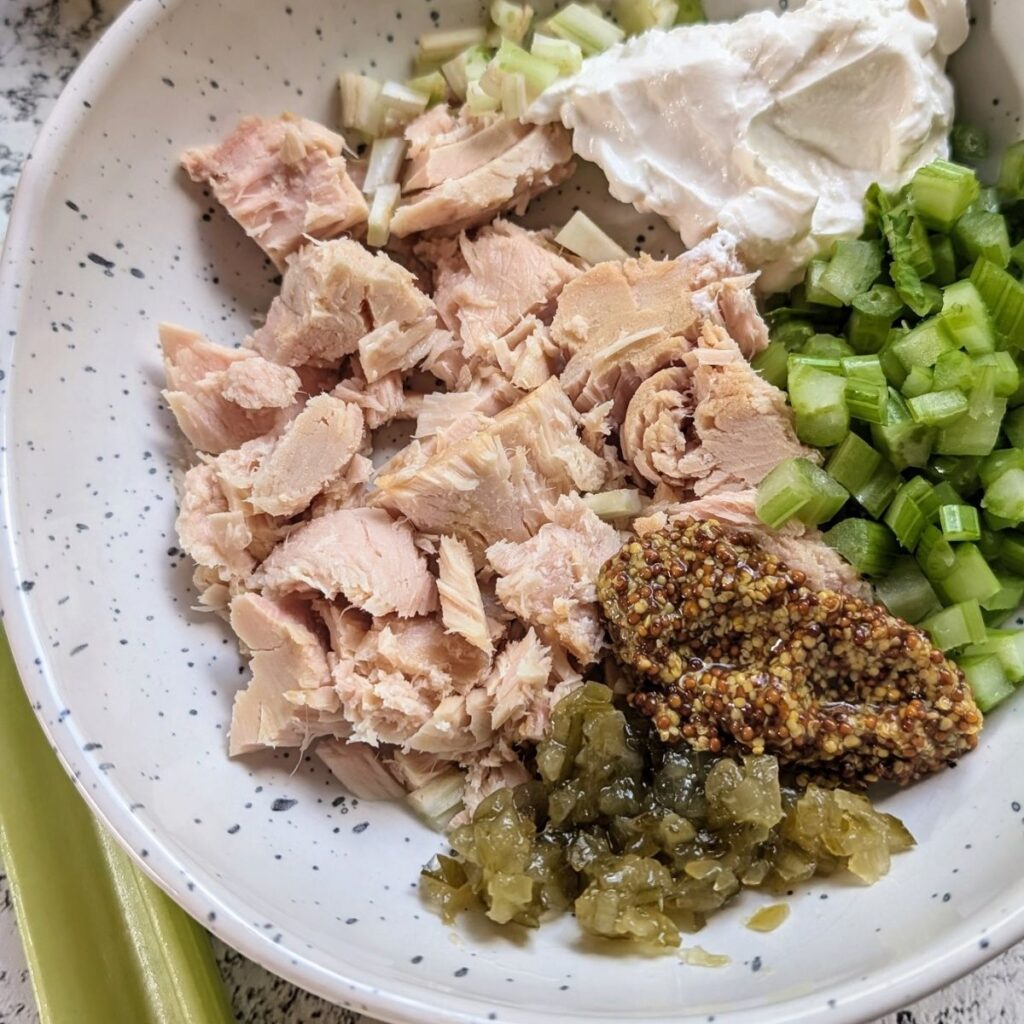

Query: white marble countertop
1,1,1023,1022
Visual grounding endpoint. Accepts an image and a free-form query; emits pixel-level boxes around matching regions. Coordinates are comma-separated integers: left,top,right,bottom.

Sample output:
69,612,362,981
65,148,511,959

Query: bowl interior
2,1,1024,1022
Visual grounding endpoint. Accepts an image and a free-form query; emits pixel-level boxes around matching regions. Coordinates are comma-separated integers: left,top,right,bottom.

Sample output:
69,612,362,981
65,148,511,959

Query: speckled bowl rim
2,2,1024,1022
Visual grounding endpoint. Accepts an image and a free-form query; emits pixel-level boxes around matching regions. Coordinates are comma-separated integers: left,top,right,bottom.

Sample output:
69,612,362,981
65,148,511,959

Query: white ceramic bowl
2,1,1024,1022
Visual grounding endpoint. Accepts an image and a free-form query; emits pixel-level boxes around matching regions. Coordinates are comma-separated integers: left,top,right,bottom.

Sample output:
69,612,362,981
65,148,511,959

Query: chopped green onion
545,3,625,54
751,340,789,389
997,140,1024,201
366,182,401,248
921,599,987,650
876,557,942,623
971,258,1024,346
614,0,678,34
982,467,1024,523
884,479,929,549
841,354,886,383
362,137,407,195
555,211,629,264
490,0,534,42
820,239,884,304
872,390,935,470
441,45,492,100
950,123,989,165
803,259,846,308
959,654,1014,710
417,27,489,64
530,32,583,75
934,543,1002,605
901,366,934,399
788,364,850,447
845,377,889,424
929,234,958,286
939,504,981,542
916,523,957,580
755,457,848,529
803,333,855,358
910,160,980,232
847,285,905,354
339,72,383,136
954,210,1012,268
931,350,976,393
824,518,899,577
893,317,955,372
907,388,969,427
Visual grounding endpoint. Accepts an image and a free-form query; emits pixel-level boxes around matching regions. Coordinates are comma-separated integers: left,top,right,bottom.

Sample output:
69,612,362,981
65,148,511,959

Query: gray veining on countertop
0,1,1023,1022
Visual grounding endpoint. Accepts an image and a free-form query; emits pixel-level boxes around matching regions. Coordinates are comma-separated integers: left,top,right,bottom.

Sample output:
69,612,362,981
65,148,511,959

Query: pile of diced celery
754,141,1024,713
337,0,704,247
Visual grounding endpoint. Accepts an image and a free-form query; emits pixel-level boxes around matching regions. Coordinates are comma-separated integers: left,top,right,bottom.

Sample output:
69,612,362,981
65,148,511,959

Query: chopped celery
969,186,1002,214
907,389,969,427
772,318,816,351
418,27,489,64
366,183,401,247
951,123,989,165
981,573,1024,614
997,139,1024,200
339,72,383,136
982,467,1024,523
545,3,625,54
916,524,957,580
491,0,534,42
879,329,910,388
841,354,886,383
531,33,583,75
674,0,706,22
751,340,789,389
929,234,958,286
755,457,848,529
884,206,935,278
820,239,884,304
614,0,678,34
379,80,429,128
925,454,980,497
582,489,643,520
932,350,976,393
856,463,903,519
407,70,448,103
1000,532,1024,574
910,160,980,231
466,79,501,113
362,137,407,195
935,543,1002,605
804,259,846,308
984,509,1019,532
921,599,987,650
788,364,849,447
845,378,889,424
499,72,529,118
939,504,981,542
901,366,934,399
967,630,1024,683
934,400,1006,457
884,479,929,549
554,210,628,264
788,354,843,376
959,655,1014,711
893,261,940,317
1006,408,1024,448
825,433,881,493
441,45,492,101
491,38,560,98
876,557,942,623
917,480,959,522
407,769,466,830
893,317,955,371
954,210,1011,268
971,258,1024,346
872,390,935,469
0,632,235,1024
847,285,904,354
978,526,1004,561
803,333,854,358
824,519,899,577
974,352,1020,397
979,448,1024,487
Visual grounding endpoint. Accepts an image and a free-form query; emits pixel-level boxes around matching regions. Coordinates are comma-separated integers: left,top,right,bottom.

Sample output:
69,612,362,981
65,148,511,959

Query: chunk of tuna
221,358,301,409
437,535,492,654
390,123,575,237
487,495,622,664
315,738,406,800
176,463,255,581
181,114,368,270
255,507,438,617
249,395,365,517
405,116,531,192
404,104,459,159
620,367,693,488
249,238,438,369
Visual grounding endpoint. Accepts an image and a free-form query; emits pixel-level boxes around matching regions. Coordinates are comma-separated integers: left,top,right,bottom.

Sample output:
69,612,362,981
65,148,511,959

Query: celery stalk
0,630,233,1024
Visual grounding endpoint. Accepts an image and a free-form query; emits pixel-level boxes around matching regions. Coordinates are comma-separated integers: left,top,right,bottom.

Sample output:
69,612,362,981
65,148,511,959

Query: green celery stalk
0,630,234,1024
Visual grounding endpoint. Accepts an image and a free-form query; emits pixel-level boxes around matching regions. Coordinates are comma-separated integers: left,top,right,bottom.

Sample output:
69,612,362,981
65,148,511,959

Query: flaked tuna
315,738,406,800
437,535,492,654
176,463,255,582
181,114,368,270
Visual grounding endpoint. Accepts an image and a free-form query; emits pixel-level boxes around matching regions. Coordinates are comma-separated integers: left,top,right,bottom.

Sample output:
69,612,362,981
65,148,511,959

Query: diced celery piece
901,366,934,399
554,211,628,264
982,467,1024,523
825,433,881,493
879,328,910,388
803,259,846,308
969,186,1002,214
925,455,980,497
362,137,407,195
856,463,902,519
675,0,706,22
466,79,500,113
755,457,848,529
751,340,790,390
614,0,678,35
789,371,850,447
803,333,855,358
997,139,1024,200
872,390,935,470
583,489,644,520
820,239,884,304
929,234,958,286
884,479,929,549
985,509,1018,532
932,350,976,393
972,352,1019,397
876,556,942,623
921,599,987,650
530,33,583,75
981,574,1024,614
918,480,959,522
1006,408,1024,448
499,71,529,118
491,0,534,42
546,3,625,54
916,523,957,580
407,70,448,103
971,258,1024,347
935,543,1002,604
893,261,941,317
772,318,816,351
789,354,843,376
959,655,1014,711
847,285,905,354
893,317,955,371
1000,531,1024,574
887,210,936,278
842,354,886,383
953,210,1011,268
418,27,489,64
979,448,1024,487
441,45,492,101
825,519,899,577
934,401,1007,457
951,123,990,165
911,159,980,231
339,72,383,136
845,378,889,424
939,504,981,542
907,389,970,427
977,526,1004,560
492,38,560,97
379,81,429,129
967,630,1024,682
366,182,401,247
